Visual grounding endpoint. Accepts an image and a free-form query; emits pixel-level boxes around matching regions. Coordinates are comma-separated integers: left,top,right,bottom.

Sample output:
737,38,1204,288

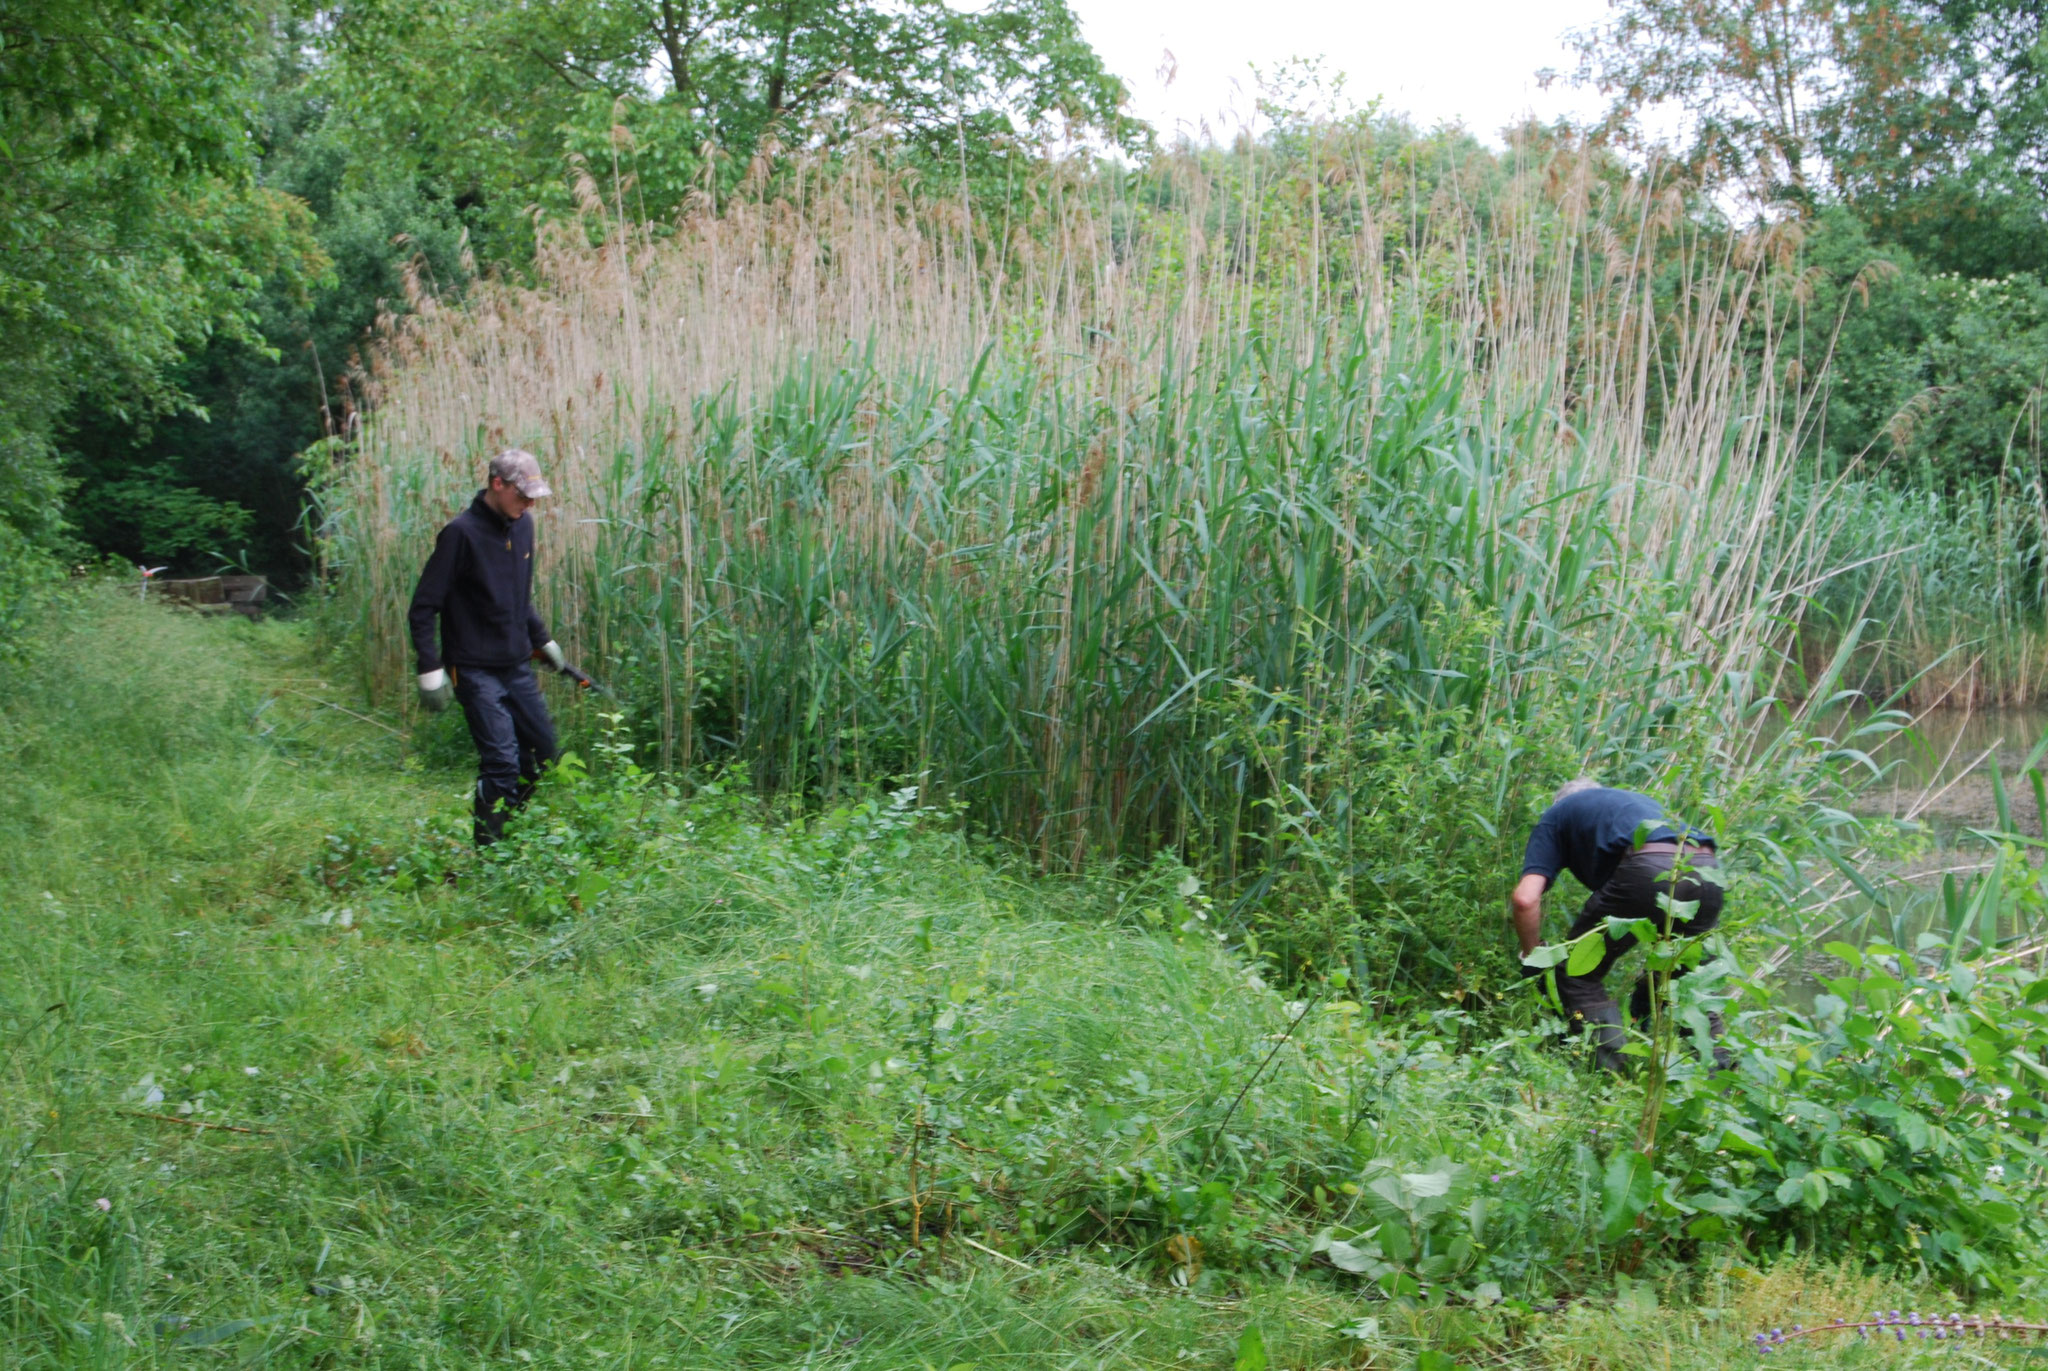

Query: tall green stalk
312,146,1918,990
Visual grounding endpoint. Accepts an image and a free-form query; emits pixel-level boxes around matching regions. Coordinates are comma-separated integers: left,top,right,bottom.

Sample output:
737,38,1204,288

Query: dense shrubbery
319,144,1900,1001
1666,939,2048,1288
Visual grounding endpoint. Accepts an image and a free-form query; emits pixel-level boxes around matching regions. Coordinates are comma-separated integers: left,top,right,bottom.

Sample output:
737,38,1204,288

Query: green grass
1,590,2032,1369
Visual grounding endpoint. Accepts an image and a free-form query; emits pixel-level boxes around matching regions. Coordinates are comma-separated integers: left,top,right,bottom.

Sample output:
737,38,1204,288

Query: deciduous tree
1560,0,2048,275
324,0,1137,258
0,0,323,546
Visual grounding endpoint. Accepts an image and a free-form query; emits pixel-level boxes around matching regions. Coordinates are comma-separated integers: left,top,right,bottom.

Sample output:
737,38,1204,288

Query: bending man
1509,779,1731,1072
408,449,591,845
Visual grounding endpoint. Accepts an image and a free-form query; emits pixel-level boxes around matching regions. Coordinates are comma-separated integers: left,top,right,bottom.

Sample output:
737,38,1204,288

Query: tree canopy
8,0,2048,574
324,0,1138,256
3,0,1132,573
0,0,322,546
1563,0,2048,275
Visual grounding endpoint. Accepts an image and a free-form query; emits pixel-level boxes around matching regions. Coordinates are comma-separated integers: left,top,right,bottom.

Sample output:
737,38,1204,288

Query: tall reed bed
315,144,1867,984
1790,476,2048,706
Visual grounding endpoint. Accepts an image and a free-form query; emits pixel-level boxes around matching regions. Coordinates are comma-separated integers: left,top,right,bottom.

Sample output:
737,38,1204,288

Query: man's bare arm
1509,873,1549,957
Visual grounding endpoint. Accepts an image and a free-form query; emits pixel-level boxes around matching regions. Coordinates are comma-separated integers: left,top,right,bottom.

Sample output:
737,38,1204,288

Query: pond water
1852,705,2048,837
1764,705,2048,988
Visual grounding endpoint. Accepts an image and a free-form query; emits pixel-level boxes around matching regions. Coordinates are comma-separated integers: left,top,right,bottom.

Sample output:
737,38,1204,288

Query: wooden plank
160,577,224,605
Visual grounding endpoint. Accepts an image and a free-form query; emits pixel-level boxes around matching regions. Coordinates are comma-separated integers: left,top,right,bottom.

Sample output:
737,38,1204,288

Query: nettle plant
1510,810,2048,1293
484,711,688,923
1646,939,2048,1290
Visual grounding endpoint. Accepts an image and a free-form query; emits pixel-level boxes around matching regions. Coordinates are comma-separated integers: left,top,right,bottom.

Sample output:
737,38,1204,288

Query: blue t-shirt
1521,788,1712,892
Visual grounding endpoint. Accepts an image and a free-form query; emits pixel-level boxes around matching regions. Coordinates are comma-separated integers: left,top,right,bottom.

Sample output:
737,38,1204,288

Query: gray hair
1554,777,1601,803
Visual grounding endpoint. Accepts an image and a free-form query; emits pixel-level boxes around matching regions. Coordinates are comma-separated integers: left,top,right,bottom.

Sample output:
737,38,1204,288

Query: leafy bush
1812,208,2048,488
1647,938,2048,1292
68,475,254,571
0,521,59,661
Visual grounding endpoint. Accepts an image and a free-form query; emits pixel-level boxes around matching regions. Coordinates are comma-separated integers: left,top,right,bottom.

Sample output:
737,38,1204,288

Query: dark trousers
453,663,560,845
1551,850,1728,1073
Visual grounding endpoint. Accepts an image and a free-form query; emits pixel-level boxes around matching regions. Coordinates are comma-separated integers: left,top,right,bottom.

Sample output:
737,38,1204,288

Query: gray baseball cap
488,448,553,498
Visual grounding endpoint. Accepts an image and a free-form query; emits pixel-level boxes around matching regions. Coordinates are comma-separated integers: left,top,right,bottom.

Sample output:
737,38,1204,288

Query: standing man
1509,779,1732,1072
408,449,592,845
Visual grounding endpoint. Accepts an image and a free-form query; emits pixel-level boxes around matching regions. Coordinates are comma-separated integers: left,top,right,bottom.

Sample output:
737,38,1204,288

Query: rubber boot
1578,1004,1630,1075
473,782,510,847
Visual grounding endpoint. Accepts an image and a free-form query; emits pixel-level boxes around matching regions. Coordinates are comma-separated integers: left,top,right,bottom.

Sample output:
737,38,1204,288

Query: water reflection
1853,706,2048,837
1767,707,2048,993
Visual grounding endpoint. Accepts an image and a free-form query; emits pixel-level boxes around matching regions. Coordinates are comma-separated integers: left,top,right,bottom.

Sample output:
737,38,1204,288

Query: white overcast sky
1069,0,1617,147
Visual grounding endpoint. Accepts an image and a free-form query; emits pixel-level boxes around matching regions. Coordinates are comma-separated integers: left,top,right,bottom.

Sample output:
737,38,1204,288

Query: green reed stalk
309,142,1966,985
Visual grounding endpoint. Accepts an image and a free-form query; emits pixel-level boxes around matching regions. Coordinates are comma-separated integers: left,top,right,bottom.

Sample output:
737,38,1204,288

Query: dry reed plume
317,138,1893,975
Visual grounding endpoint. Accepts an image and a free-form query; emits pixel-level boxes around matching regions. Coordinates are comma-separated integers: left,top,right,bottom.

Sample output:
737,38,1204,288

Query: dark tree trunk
657,0,692,95
765,0,797,113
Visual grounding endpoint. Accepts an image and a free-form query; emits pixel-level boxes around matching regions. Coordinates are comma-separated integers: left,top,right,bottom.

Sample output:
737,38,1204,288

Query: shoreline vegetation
2,589,2044,1369
315,138,2047,983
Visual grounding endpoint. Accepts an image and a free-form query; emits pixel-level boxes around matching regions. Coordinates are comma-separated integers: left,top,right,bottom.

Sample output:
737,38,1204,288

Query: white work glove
537,640,595,690
418,668,453,713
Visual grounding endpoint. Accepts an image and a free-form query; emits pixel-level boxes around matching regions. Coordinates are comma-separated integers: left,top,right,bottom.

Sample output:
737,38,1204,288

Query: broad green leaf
1567,932,1608,977
1600,1148,1652,1241
1606,916,1659,944
1233,1325,1268,1371
1320,1238,1384,1275
1399,1170,1455,1200
1717,1125,1779,1170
